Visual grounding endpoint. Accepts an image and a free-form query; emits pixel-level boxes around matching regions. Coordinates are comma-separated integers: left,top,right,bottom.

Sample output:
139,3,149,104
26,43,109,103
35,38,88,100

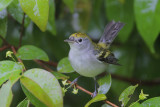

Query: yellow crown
70,33,89,38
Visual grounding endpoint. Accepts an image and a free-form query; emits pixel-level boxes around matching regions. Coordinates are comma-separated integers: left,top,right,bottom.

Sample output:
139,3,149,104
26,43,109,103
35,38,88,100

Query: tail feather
99,21,125,46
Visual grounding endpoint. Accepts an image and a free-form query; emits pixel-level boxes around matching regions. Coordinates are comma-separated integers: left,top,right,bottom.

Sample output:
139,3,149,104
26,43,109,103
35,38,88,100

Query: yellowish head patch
70,33,89,38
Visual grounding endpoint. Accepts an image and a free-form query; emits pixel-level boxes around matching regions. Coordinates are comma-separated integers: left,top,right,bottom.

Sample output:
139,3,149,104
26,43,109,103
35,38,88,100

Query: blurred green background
1,0,160,106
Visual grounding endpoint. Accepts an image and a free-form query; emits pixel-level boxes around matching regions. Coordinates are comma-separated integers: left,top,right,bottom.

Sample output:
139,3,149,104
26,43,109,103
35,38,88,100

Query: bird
64,21,125,97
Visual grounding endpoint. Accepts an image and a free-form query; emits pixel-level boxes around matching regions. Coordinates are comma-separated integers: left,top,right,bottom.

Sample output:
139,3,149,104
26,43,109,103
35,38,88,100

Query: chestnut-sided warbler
65,21,124,77
64,21,124,97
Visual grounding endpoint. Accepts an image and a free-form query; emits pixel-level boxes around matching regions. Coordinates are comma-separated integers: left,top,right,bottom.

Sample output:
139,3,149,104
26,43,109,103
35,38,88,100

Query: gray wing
99,20,125,45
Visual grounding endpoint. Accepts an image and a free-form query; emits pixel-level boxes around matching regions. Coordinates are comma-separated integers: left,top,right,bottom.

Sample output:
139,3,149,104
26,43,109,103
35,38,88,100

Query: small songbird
64,21,124,97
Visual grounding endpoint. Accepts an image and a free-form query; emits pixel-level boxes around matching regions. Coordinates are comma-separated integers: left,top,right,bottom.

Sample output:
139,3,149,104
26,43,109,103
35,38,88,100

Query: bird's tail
98,21,125,48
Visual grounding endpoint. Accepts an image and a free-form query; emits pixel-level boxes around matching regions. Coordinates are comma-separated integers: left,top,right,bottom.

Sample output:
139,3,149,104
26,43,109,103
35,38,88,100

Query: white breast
69,49,107,77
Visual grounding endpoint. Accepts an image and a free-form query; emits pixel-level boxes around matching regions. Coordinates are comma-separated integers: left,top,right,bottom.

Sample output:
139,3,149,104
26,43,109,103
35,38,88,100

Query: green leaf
57,57,75,73
105,0,134,42
129,102,140,107
0,76,20,107
0,60,23,86
141,97,160,107
119,84,138,107
20,68,63,107
16,45,49,61
85,94,106,107
51,72,69,80
17,98,29,107
21,77,53,107
0,81,13,107
19,0,49,31
7,0,30,27
9,70,22,84
47,0,56,35
0,9,7,46
134,0,160,53
98,74,112,95
0,0,14,11
63,0,75,13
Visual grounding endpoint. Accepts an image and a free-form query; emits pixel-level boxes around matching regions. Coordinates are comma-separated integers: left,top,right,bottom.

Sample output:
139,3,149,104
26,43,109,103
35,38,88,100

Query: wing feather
99,21,125,46
93,48,120,65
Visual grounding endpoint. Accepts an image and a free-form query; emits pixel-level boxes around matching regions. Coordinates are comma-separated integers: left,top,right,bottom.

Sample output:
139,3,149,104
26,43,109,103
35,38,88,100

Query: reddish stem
11,46,26,71
0,45,10,52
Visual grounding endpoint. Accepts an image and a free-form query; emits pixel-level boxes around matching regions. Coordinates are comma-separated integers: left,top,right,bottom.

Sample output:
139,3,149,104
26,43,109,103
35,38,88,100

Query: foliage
57,57,75,73
0,60,22,86
97,74,112,95
119,84,138,106
85,94,107,107
20,68,63,107
16,45,49,61
0,0,160,107
134,0,160,53
19,0,49,31
17,98,29,107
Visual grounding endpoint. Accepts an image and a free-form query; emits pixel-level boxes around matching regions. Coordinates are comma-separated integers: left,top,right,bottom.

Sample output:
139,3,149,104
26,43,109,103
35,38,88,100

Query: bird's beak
64,39,75,43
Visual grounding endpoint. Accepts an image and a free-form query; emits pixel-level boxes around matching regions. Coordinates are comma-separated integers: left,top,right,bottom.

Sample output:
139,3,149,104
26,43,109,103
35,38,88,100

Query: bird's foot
91,77,98,98
91,90,98,98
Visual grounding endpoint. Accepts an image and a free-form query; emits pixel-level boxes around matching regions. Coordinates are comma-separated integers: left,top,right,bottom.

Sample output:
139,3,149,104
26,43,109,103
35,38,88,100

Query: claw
69,76,81,88
70,78,78,85
91,90,98,98
91,77,98,98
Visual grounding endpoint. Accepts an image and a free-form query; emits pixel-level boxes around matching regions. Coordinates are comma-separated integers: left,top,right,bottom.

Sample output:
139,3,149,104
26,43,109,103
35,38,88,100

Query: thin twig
0,35,10,45
11,46,26,71
19,13,25,48
34,61,118,107
0,45,10,52
68,80,93,95
34,60,53,72
111,74,160,86
39,61,160,86
40,60,58,67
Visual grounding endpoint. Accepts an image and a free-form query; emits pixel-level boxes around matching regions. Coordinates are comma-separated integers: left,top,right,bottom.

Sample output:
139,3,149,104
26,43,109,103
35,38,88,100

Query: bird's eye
78,38,82,42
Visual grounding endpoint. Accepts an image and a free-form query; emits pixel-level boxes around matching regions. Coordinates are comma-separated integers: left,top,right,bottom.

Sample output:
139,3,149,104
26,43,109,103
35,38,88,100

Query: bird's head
64,33,93,51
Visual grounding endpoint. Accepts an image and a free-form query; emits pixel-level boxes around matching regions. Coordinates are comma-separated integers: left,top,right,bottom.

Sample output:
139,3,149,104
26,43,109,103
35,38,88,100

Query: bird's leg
91,77,98,98
69,76,81,87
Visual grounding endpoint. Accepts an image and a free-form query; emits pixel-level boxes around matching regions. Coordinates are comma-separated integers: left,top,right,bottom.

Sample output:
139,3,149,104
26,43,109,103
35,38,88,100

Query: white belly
69,49,107,77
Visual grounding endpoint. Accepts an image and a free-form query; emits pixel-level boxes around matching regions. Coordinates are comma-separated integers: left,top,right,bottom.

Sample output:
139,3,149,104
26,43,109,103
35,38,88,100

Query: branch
34,60,118,107
11,46,26,71
0,35,10,45
0,45,10,52
40,60,57,67
34,60,53,72
111,74,160,86
67,80,118,107
39,61,160,86
19,13,25,48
